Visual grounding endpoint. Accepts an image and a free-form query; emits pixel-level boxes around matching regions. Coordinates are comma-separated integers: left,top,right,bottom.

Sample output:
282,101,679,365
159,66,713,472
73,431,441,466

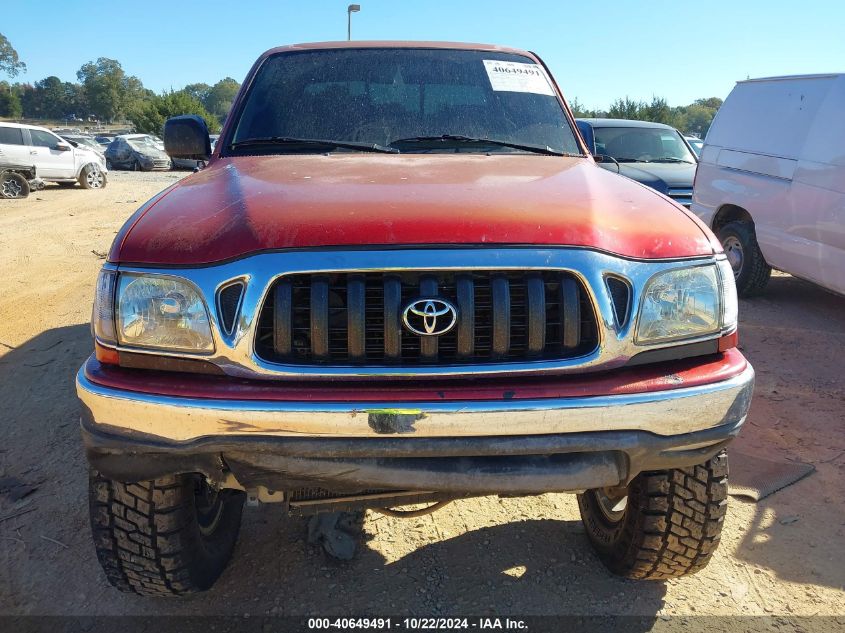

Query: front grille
668,187,693,207
255,270,598,366
152,159,170,169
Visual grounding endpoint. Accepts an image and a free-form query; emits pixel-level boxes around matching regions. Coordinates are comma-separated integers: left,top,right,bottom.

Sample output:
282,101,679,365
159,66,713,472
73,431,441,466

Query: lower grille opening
255,270,598,367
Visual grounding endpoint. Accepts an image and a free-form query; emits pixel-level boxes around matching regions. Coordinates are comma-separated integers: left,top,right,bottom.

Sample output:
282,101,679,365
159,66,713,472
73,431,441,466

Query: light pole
347,4,360,41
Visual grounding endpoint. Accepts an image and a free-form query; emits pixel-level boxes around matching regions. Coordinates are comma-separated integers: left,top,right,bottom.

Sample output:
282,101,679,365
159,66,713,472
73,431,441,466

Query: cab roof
576,118,677,130
260,40,535,58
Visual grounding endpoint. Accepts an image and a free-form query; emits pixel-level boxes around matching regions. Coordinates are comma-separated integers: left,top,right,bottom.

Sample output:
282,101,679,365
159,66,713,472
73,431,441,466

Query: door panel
28,129,76,178
0,126,35,165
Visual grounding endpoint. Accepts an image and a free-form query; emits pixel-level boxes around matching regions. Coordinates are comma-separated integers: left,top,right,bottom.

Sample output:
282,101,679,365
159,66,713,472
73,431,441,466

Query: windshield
593,126,696,163
687,138,703,156
68,137,99,150
126,136,157,151
229,48,581,155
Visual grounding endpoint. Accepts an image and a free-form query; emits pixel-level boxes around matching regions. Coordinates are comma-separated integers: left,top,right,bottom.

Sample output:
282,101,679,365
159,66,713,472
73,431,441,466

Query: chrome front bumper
77,364,754,442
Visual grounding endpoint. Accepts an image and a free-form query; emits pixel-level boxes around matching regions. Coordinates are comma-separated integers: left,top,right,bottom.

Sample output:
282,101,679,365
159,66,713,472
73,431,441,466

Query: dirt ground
0,171,843,620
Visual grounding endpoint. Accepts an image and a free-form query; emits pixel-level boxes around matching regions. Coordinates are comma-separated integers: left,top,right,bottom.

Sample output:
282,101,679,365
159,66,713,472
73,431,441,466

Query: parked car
170,157,206,170
52,127,83,135
169,147,207,170
60,134,106,158
104,134,172,171
692,74,845,297
576,118,698,207
78,41,751,596
94,135,114,151
685,135,704,156
0,122,107,189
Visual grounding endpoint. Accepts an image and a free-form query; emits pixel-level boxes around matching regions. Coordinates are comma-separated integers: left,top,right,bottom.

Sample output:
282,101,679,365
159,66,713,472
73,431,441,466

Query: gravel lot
1,171,844,621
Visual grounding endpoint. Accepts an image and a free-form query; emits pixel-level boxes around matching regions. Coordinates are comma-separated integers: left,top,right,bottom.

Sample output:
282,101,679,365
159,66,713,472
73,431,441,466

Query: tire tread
89,471,241,596
578,451,729,580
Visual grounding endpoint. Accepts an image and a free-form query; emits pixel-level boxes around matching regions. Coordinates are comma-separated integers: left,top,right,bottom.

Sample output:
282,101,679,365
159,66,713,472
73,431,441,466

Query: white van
0,122,107,190
692,74,845,296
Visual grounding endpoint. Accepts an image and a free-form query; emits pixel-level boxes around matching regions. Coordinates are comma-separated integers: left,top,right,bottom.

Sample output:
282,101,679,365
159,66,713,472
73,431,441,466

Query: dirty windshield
228,48,582,155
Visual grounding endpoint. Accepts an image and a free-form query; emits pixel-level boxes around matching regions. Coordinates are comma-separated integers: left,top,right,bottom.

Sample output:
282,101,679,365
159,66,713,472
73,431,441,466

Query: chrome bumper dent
76,364,754,443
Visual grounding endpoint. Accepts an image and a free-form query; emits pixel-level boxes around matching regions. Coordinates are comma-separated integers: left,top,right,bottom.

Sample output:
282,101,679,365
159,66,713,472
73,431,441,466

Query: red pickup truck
77,41,753,596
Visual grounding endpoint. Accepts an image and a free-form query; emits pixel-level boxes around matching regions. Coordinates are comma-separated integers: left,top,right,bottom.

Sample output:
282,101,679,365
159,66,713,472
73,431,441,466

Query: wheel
131,159,141,172
0,172,30,199
717,221,771,297
105,159,113,170
89,471,245,596
577,450,728,580
79,164,106,189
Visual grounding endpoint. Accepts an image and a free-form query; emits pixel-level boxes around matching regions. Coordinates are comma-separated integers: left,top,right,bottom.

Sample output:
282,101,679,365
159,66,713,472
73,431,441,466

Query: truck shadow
215,511,668,621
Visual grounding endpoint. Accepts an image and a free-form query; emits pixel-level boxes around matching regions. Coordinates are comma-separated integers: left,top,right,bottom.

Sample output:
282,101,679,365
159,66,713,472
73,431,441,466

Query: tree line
1,34,234,134
569,95,723,137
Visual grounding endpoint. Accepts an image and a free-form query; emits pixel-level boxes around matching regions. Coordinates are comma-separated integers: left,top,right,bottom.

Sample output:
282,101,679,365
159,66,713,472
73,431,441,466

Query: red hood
111,155,717,265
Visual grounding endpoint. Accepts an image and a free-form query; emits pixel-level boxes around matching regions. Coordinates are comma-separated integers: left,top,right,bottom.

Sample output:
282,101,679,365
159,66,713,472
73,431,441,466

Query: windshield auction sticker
483,60,555,95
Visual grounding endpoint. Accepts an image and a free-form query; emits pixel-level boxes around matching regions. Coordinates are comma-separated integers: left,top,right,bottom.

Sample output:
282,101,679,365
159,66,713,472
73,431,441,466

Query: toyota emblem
402,298,458,337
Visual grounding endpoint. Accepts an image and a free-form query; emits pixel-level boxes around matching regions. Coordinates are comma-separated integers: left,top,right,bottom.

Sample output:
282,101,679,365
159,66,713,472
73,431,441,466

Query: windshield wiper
229,136,398,154
650,157,695,164
389,134,580,157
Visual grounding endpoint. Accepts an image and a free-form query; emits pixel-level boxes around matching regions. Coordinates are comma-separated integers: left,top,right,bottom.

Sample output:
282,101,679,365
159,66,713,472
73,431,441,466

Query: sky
3,0,844,109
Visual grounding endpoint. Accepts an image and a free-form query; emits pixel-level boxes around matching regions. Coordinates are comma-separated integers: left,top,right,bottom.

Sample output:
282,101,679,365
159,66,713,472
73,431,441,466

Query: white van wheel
718,221,771,297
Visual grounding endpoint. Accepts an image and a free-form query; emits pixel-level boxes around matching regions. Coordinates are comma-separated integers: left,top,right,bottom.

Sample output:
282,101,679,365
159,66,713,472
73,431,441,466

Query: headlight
116,274,214,353
636,265,722,344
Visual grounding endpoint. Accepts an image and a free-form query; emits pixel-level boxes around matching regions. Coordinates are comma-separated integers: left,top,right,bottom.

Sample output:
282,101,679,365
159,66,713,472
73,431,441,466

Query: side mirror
55,142,72,152
164,115,211,160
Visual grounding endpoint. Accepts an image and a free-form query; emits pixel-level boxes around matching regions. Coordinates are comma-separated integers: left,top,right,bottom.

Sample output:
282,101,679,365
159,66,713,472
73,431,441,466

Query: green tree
643,96,673,124
694,97,723,109
63,81,88,117
130,90,220,136
203,77,240,123
184,82,211,104
77,58,145,122
0,34,26,79
568,97,597,118
607,96,643,120
0,83,22,118
33,76,65,118
681,103,718,137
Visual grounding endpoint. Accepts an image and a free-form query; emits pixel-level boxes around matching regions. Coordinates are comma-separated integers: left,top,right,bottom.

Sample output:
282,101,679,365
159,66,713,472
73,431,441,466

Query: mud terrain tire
89,471,245,596
577,451,728,579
